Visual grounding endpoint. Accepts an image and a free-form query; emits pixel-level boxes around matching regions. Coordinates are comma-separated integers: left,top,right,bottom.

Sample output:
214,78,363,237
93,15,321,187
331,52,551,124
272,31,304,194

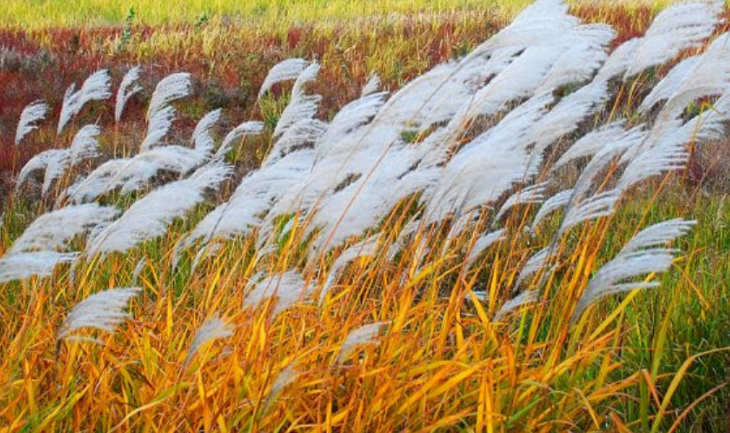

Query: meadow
1,0,730,432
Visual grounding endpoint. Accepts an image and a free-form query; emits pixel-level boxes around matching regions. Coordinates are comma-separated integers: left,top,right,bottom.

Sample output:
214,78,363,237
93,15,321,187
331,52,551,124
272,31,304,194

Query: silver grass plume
273,62,322,138
593,38,641,83
652,32,730,121
176,148,314,257
57,70,112,134
468,0,577,60
531,189,573,231
16,100,49,146
337,322,387,363
494,290,540,321
192,109,222,154
15,150,62,191
57,287,141,343
86,163,230,256
214,121,265,160
9,203,118,254
640,56,702,113
559,190,620,235
140,105,176,151
264,118,327,166
514,247,551,288
146,72,192,122
466,229,507,268
625,0,724,78
494,182,547,222
258,58,309,99
534,23,615,94
572,219,695,322
0,251,78,284
244,270,314,317
42,124,101,196
552,121,636,170
66,158,130,203
106,145,211,196
320,235,381,304
184,313,234,368
115,66,142,123
361,73,382,96
568,125,648,204
425,94,553,223
263,364,299,414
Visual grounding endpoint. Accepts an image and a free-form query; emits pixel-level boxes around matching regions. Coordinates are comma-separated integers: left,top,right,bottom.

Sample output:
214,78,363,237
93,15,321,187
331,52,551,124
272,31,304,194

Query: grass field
2,0,730,432
0,0,675,29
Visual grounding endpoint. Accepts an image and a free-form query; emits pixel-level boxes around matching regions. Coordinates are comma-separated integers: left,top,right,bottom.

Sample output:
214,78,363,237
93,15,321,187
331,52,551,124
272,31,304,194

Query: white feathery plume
140,105,176,151
9,203,118,254
132,257,147,281
273,62,322,138
57,287,141,343
425,94,553,223
192,109,221,154
572,219,695,322
264,118,327,166
16,150,62,191
625,0,724,78
593,38,640,83
362,73,382,96
307,143,439,254
640,56,702,113
655,32,730,121
18,124,100,195
190,243,222,270
184,313,234,368
616,121,692,193
337,322,387,363
375,58,497,133
263,364,299,414
514,247,551,288
494,290,539,321
449,44,566,130
68,124,101,163
146,72,192,122
41,150,73,197
115,66,142,123
320,235,381,303
534,24,615,94
569,126,647,203
0,251,78,284
243,270,314,316
468,0,578,60
177,148,314,256
527,81,609,165
86,163,230,256
42,125,101,197
214,121,265,160
57,70,112,134
552,120,636,170
531,189,573,231
110,145,210,195
314,92,387,163
258,58,309,98
494,182,547,222
465,228,507,267
559,190,620,235
66,158,130,203
16,100,49,146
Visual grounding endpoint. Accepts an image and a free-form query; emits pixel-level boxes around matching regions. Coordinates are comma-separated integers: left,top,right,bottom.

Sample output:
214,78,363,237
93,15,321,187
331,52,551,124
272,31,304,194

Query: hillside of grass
1,1,730,431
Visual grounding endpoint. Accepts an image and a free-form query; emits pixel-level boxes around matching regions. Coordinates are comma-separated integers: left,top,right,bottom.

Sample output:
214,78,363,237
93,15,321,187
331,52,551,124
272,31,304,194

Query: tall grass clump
1,0,730,431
